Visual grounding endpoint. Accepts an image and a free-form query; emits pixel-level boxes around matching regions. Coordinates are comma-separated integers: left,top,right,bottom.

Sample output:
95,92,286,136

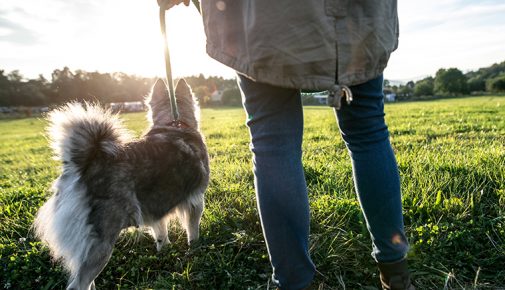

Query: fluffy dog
33,79,209,290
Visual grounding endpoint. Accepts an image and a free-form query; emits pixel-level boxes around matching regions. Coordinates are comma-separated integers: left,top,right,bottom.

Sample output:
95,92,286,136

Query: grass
1,96,504,289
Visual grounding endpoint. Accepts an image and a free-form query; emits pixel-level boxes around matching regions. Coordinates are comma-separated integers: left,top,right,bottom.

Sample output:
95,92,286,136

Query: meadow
1,96,504,289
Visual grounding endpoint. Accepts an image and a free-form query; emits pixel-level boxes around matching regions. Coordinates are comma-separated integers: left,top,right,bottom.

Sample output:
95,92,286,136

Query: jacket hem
206,43,386,90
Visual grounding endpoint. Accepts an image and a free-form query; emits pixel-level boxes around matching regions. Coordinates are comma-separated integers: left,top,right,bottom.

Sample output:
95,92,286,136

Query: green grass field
1,96,504,289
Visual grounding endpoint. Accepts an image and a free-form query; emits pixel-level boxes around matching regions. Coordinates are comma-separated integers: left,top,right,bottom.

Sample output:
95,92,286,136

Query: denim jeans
238,74,409,290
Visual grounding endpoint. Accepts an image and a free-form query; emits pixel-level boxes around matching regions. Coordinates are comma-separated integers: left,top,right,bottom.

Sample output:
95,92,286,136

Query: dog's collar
167,120,191,129
148,120,192,136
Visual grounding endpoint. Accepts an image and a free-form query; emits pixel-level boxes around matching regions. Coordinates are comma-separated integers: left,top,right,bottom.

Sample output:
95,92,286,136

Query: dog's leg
176,194,204,244
67,239,114,290
151,217,170,251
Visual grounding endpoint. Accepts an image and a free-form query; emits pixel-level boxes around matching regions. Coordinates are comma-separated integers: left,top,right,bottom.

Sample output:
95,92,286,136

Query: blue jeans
238,74,409,290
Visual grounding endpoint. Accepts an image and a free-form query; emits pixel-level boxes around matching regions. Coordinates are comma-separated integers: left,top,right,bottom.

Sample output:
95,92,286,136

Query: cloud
403,1,505,30
386,0,505,80
1,0,503,80
0,11,39,45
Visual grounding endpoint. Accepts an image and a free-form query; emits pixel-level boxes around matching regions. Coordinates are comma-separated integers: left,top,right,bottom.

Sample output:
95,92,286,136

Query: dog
33,79,209,290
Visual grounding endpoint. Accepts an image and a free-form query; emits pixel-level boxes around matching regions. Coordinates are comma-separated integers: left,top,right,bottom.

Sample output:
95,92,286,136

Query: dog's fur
33,79,209,290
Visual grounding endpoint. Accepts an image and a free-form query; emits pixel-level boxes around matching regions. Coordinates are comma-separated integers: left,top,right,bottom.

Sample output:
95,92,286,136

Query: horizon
2,62,503,85
1,0,505,82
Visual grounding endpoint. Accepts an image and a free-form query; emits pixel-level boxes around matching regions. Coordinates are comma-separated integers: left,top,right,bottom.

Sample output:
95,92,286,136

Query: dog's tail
47,102,132,175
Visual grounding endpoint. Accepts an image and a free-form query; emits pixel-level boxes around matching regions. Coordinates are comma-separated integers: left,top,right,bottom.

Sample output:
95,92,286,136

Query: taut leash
158,2,180,122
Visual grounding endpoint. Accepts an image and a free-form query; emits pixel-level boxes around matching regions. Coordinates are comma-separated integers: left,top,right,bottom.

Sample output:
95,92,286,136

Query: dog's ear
151,79,168,104
148,78,173,125
175,78,199,129
175,78,191,98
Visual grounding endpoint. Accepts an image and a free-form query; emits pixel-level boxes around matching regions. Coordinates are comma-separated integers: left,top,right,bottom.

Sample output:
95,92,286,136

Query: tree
434,68,467,96
486,74,505,92
46,68,154,105
50,67,77,103
414,77,434,97
0,70,49,106
0,70,13,106
114,73,153,103
395,83,413,100
221,87,242,106
17,80,48,106
83,72,116,102
467,77,486,93
192,85,210,106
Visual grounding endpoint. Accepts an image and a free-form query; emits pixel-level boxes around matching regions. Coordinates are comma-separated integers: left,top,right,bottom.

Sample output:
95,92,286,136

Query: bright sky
1,0,505,82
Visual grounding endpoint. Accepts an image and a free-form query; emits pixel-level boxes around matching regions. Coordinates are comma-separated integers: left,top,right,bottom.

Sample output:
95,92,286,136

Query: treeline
0,67,153,107
0,67,241,107
387,60,505,100
2,61,504,107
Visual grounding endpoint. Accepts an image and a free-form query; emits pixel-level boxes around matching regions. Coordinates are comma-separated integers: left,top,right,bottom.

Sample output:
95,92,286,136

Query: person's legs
238,74,315,290
335,75,409,263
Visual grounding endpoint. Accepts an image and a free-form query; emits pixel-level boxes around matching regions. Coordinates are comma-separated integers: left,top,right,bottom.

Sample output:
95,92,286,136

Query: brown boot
377,259,415,290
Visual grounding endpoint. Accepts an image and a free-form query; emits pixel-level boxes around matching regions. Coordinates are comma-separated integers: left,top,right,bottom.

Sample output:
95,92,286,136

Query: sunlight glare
90,1,234,79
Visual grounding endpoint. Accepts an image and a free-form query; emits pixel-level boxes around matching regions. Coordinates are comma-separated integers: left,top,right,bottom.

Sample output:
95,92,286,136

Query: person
159,1,415,289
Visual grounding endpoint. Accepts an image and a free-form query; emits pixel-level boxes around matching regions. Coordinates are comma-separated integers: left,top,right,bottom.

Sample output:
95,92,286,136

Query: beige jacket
201,0,399,90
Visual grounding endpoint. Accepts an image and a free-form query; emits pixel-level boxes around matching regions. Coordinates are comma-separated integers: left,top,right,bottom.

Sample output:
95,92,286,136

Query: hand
157,0,190,10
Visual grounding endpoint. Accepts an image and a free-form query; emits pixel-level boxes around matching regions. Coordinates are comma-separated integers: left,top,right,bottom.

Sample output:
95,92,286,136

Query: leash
158,1,180,122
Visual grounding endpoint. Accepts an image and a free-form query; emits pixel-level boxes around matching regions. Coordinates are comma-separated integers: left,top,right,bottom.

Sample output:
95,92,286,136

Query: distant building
384,93,396,102
383,89,396,102
210,90,223,103
312,92,328,105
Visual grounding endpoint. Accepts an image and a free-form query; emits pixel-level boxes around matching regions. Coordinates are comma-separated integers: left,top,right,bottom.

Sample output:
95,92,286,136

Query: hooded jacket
201,0,399,90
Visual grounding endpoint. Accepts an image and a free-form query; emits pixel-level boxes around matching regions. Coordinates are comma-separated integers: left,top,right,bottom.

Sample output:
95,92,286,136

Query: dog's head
147,78,200,130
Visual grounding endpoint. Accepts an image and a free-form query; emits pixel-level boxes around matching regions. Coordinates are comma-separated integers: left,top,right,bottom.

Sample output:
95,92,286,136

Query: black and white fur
33,79,209,290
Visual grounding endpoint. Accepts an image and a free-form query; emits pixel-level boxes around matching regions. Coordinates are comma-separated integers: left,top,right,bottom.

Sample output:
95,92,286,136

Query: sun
0,0,233,80
96,1,233,79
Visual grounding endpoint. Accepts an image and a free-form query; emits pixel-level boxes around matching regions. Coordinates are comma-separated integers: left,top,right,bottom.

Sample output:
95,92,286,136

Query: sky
1,0,505,82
